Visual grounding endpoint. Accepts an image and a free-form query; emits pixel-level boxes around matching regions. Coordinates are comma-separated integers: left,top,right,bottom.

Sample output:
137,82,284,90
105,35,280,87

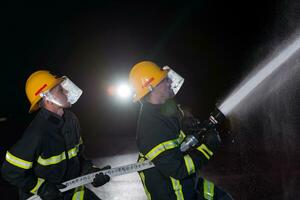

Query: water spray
181,34,300,152
220,35,300,116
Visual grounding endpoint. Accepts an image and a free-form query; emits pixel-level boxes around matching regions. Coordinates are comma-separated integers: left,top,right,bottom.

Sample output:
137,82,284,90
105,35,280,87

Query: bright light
116,84,132,99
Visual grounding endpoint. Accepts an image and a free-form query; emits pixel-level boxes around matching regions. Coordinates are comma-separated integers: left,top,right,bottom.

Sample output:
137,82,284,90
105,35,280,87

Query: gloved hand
88,165,111,187
37,181,66,200
181,116,202,135
202,128,221,152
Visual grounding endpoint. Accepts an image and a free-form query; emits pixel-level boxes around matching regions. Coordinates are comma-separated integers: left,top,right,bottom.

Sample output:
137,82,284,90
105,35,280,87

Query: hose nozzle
180,108,226,152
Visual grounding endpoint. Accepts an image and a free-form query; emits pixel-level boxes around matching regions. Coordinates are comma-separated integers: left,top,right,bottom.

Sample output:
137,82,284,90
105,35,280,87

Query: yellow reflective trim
199,144,213,156
183,154,195,175
145,131,186,161
5,151,33,169
203,179,214,200
170,177,184,200
145,140,178,161
139,153,145,158
72,186,85,200
196,144,213,160
139,171,152,200
68,146,78,159
37,143,80,166
30,178,45,194
178,130,186,144
138,157,151,200
196,147,210,159
139,157,145,162
38,152,66,166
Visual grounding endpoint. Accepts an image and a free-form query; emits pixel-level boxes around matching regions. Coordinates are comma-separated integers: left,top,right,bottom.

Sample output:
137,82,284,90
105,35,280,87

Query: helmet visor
163,66,184,95
40,77,83,107
60,77,83,105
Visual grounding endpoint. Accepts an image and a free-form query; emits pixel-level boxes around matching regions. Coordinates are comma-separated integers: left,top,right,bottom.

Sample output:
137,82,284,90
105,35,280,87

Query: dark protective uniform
1,108,100,200
136,100,232,200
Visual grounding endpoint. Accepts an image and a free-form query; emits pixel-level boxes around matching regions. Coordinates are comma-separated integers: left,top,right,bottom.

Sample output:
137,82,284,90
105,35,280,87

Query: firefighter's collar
40,108,64,126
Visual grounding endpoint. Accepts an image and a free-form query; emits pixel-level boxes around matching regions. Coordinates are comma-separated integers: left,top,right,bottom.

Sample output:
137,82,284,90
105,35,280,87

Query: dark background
1,1,300,199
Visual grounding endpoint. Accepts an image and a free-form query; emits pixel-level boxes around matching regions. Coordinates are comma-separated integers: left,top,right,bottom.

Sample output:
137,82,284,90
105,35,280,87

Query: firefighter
1,70,110,200
129,61,233,200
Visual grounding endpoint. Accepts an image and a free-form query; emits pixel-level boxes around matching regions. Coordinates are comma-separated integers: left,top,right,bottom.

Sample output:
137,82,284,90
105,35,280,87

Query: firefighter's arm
1,129,43,195
187,128,221,170
139,119,220,180
142,143,217,180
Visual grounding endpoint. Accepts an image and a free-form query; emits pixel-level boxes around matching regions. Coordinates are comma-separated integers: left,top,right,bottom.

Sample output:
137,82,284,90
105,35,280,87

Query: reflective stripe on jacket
1,108,90,200
136,100,218,200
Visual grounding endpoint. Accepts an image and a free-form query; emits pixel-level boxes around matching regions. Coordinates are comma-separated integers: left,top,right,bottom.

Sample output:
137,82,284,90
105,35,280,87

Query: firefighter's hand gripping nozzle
180,108,226,152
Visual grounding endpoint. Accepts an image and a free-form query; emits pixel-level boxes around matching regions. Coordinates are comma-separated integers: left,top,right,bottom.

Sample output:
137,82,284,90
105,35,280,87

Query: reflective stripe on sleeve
141,131,188,199
183,154,195,175
196,144,213,160
145,131,186,161
37,144,80,166
37,152,67,166
5,151,33,169
145,140,178,161
30,178,45,194
178,131,186,144
68,146,79,159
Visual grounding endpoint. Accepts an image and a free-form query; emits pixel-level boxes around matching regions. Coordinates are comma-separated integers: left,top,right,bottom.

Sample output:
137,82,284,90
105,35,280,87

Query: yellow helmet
129,61,167,102
25,70,62,113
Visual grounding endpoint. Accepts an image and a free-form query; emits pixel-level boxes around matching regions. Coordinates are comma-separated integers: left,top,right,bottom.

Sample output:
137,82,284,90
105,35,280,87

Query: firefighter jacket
136,100,220,200
1,108,93,200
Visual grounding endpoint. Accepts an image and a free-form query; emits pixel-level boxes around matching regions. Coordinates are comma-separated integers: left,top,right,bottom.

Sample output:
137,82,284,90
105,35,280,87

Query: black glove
88,165,111,187
202,128,221,152
37,181,66,200
181,116,202,135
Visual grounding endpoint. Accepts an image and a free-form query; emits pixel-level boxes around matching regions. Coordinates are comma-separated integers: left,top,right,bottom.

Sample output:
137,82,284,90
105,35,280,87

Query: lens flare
116,84,132,99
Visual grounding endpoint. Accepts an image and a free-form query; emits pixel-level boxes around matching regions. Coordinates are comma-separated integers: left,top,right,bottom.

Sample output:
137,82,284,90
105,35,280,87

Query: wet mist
227,46,300,199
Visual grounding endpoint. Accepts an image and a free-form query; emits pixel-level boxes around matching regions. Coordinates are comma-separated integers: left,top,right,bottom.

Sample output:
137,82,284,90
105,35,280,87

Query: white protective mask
60,77,83,105
40,77,83,107
163,66,184,95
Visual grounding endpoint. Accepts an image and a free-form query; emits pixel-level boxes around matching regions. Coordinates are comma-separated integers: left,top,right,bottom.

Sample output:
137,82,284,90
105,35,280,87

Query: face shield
40,77,83,108
163,66,184,95
60,77,83,104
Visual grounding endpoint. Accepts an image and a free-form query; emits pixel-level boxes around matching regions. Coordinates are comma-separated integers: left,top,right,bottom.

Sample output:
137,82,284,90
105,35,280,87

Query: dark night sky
1,0,299,156
1,1,294,116
1,1,300,198
1,0,299,155
0,1,287,105
0,3,293,120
